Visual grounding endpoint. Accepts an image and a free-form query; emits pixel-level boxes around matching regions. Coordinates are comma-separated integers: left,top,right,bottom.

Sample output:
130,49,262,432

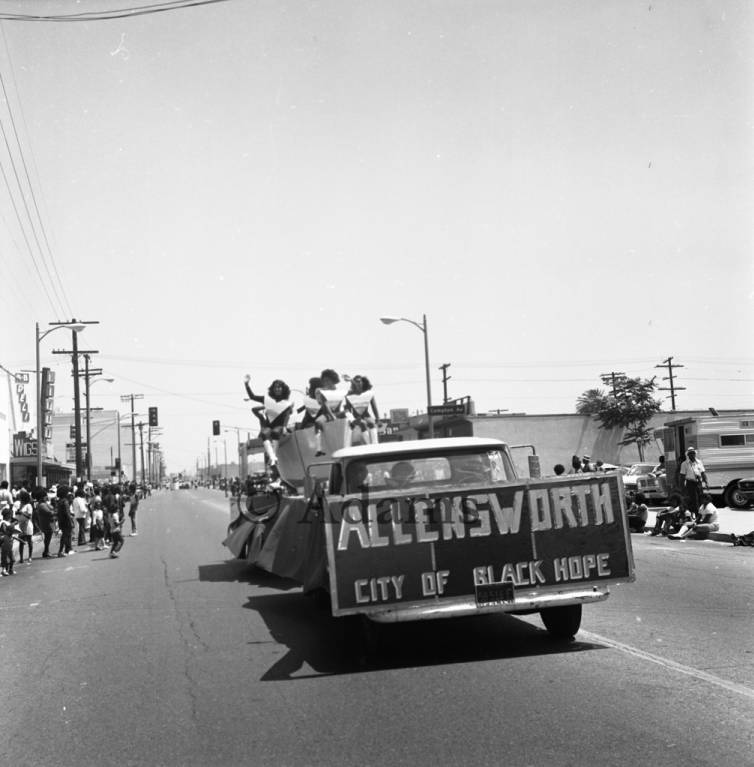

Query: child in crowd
90,496,105,551
14,490,34,564
108,501,125,558
0,507,21,575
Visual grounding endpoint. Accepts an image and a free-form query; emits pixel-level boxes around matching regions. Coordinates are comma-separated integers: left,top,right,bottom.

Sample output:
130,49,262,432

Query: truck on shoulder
224,429,635,644
660,412,754,509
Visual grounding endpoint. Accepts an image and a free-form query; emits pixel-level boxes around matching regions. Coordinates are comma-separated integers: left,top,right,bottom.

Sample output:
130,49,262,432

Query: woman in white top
297,376,328,456
315,369,349,421
343,375,379,448
243,375,295,473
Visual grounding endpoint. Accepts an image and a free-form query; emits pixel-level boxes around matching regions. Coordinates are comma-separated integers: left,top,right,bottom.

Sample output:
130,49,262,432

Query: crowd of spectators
0,478,147,577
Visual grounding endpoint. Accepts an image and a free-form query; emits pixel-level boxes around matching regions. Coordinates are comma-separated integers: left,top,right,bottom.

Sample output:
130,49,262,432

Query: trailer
661,412,754,508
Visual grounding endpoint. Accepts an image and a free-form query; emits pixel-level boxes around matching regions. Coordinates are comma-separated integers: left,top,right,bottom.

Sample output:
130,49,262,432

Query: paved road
2,489,752,767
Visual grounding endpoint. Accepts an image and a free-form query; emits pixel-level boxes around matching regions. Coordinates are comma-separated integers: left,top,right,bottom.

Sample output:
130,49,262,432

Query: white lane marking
197,496,233,513
579,629,754,700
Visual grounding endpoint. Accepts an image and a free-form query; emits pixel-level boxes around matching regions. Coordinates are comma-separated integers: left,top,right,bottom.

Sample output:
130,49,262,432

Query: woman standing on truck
343,375,379,447
315,369,349,421
244,375,295,475
297,376,328,457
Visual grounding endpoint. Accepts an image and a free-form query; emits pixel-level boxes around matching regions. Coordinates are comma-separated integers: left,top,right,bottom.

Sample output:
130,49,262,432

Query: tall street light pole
50,319,99,483
120,393,143,483
35,321,85,488
83,369,114,480
379,314,434,438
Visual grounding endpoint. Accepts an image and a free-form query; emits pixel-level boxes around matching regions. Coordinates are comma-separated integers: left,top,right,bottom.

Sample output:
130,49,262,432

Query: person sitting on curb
669,494,719,540
648,492,685,536
625,491,649,533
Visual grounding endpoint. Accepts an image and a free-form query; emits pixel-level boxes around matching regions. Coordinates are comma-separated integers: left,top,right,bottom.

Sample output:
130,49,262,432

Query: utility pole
116,411,122,480
138,421,146,484
51,319,99,481
120,393,143,482
207,437,211,485
656,356,685,411
439,363,452,404
600,370,625,397
79,355,103,481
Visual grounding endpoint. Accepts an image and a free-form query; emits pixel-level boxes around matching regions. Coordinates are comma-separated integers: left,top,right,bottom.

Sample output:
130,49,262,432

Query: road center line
579,629,754,700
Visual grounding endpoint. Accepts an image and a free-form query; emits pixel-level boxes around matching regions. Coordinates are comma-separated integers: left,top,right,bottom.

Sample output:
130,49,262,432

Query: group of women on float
243,369,379,472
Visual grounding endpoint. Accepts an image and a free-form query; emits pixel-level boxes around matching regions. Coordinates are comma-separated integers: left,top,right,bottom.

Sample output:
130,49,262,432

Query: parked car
727,478,754,509
623,463,667,504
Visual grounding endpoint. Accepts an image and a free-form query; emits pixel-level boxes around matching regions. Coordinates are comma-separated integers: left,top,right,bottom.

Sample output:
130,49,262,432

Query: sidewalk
645,506,754,542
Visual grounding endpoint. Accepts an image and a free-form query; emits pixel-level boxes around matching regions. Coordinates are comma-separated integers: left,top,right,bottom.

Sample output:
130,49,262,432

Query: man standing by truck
679,447,708,515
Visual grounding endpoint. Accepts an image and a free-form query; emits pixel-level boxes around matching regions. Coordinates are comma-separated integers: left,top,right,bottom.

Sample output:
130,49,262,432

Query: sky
1,0,753,476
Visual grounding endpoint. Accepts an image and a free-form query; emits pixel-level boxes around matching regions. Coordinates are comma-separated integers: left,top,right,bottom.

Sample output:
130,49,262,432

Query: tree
576,374,662,461
576,388,609,415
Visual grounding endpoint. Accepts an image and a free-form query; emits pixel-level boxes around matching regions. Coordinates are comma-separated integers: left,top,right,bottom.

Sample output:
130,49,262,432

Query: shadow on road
242,591,604,680
197,560,300,591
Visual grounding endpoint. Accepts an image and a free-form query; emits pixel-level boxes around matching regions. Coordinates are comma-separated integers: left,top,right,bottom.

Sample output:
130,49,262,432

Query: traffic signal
212,420,221,436
148,406,159,427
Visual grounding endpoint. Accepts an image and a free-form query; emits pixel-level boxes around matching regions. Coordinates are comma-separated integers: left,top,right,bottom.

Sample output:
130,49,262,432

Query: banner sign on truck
323,473,632,615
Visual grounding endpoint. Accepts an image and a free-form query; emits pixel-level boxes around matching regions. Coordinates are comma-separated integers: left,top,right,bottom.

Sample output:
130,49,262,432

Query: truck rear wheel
724,484,750,510
360,616,386,664
540,604,582,640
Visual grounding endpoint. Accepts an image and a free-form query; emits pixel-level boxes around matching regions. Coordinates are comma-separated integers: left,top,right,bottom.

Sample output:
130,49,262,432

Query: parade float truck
224,427,635,642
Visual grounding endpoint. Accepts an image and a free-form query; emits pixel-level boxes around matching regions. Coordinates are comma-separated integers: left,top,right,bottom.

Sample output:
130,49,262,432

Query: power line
0,156,62,316
0,0,234,22
0,85,71,318
0,32,73,317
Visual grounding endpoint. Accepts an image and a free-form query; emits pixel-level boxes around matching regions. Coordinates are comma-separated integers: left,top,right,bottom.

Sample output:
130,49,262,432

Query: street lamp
379,314,434,438
35,321,85,489
85,376,114,480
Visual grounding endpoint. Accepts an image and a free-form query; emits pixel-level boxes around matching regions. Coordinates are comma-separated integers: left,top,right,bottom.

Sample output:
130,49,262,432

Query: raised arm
243,374,264,404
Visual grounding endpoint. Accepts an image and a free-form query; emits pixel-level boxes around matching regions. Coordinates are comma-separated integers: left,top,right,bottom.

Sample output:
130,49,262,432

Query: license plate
475,581,515,606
